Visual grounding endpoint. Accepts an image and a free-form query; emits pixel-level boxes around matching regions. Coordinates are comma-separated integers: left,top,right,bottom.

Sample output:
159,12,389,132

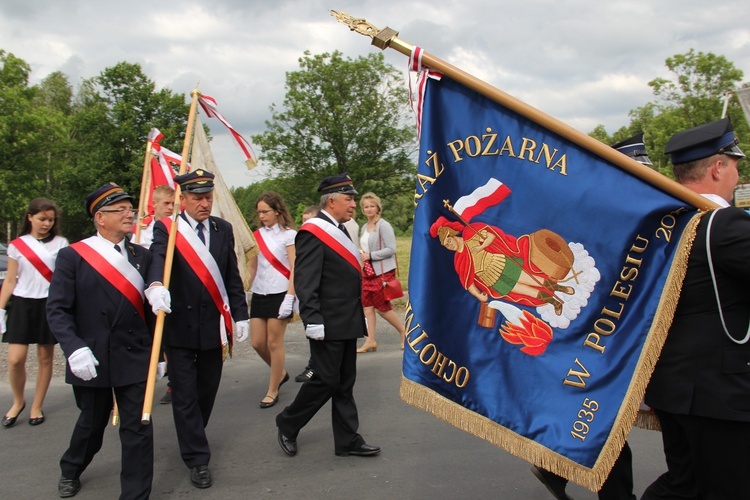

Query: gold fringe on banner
400,210,703,492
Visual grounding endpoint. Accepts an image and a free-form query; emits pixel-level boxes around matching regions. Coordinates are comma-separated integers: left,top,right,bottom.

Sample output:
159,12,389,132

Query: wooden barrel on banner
477,301,496,328
528,229,573,280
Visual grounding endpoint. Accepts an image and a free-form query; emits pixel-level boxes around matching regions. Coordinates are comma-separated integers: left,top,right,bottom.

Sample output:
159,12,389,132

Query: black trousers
60,382,153,500
166,345,223,468
540,441,635,500
642,409,750,500
276,338,364,453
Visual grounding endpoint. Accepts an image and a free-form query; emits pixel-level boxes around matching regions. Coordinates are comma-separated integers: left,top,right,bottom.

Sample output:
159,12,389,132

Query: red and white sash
300,218,361,272
253,228,291,279
70,237,145,319
11,235,56,282
163,218,232,347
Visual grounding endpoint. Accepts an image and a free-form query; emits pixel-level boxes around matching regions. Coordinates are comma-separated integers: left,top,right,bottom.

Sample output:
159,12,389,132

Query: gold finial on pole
329,10,407,52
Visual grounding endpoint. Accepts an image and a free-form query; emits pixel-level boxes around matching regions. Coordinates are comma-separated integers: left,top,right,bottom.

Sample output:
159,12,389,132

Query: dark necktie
196,223,206,245
114,244,121,254
338,223,350,239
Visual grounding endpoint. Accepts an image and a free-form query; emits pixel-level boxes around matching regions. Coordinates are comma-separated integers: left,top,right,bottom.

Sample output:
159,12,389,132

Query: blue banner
401,74,700,491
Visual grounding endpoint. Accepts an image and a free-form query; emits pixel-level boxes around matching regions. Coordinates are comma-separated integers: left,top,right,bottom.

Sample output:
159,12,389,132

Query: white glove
156,361,167,381
305,324,325,341
277,294,295,319
68,347,99,381
145,285,172,314
235,319,250,343
0,309,6,335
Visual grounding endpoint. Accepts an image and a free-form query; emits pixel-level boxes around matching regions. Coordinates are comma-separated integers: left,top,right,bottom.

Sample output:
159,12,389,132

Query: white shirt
183,212,210,249
131,221,154,248
251,223,296,295
700,193,731,208
97,233,128,258
8,235,68,298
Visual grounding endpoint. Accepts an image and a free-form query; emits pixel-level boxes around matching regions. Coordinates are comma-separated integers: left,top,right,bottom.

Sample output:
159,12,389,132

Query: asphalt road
0,316,667,499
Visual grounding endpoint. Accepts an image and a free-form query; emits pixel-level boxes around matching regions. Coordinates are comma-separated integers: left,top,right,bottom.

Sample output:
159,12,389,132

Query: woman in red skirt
357,193,405,352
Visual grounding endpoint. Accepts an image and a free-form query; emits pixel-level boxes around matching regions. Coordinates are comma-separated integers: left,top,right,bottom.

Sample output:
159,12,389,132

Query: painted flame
499,310,553,356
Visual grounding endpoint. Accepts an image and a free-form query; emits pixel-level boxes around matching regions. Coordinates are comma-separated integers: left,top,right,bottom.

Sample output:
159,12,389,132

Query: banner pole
141,88,201,425
329,11,719,212
134,139,154,245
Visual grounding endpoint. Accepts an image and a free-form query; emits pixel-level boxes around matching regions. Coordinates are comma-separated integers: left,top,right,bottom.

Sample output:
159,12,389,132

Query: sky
1,0,749,189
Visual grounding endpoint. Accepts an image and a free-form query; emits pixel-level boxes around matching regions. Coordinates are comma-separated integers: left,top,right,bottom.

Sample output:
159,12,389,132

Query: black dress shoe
58,477,81,498
278,371,290,390
259,394,279,409
2,403,25,428
531,465,573,500
278,429,297,456
190,464,212,488
336,443,381,457
28,412,45,426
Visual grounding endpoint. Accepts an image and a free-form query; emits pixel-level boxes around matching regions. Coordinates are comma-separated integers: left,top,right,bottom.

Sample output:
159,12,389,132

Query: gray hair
319,192,342,208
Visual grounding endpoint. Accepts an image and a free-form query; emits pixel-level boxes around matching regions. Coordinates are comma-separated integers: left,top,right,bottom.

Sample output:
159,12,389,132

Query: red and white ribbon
407,47,442,140
198,94,258,169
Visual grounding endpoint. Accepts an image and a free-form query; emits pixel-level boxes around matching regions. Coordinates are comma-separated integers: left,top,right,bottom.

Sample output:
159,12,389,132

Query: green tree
0,51,68,238
252,51,417,214
55,63,189,238
589,50,748,180
649,49,743,127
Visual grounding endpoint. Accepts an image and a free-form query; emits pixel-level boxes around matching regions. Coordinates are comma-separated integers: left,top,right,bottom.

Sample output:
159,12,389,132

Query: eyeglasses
100,208,136,215
256,210,275,215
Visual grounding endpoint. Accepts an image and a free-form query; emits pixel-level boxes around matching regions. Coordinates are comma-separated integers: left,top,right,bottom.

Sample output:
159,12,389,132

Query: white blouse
8,235,69,299
251,224,296,295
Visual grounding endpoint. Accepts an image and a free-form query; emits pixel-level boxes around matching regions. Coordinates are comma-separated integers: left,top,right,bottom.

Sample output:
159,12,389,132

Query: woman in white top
248,192,297,409
1,198,69,427
358,192,406,353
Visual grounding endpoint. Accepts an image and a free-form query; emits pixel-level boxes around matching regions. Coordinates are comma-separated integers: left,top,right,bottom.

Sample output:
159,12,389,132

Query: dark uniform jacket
147,214,248,350
646,207,750,422
294,213,367,340
47,240,153,388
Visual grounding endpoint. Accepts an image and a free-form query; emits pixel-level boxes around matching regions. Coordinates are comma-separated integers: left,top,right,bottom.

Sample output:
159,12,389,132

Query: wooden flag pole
141,88,201,424
134,138,155,245
329,11,720,212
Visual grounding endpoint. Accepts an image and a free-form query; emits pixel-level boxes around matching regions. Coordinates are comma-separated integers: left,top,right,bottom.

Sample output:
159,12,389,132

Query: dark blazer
47,239,153,388
148,214,248,350
646,207,750,422
294,213,367,340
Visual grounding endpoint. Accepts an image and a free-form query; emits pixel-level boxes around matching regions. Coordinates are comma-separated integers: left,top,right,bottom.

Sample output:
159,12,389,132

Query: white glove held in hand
68,347,99,381
235,320,250,343
0,308,6,335
277,294,295,319
145,285,172,314
156,361,167,381
305,324,325,341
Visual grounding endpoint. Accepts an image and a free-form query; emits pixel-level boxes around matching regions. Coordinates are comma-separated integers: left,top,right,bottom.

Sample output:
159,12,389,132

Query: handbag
362,259,376,277
383,275,404,301
378,228,404,300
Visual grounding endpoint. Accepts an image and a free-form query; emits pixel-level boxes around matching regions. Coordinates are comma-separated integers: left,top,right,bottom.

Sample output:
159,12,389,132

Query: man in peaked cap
276,173,380,458
48,183,168,498
530,137,653,500
147,169,249,489
642,118,750,499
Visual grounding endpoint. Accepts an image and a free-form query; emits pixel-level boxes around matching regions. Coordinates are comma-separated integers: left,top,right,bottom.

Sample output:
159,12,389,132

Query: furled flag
401,58,703,491
736,87,750,132
198,94,258,169
151,143,183,188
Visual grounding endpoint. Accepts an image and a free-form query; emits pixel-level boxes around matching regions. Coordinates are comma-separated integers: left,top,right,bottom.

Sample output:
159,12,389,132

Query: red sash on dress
11,236,54,282
70,238,145,319
299,218,361,272
253,228,291,279
163,218,233,347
